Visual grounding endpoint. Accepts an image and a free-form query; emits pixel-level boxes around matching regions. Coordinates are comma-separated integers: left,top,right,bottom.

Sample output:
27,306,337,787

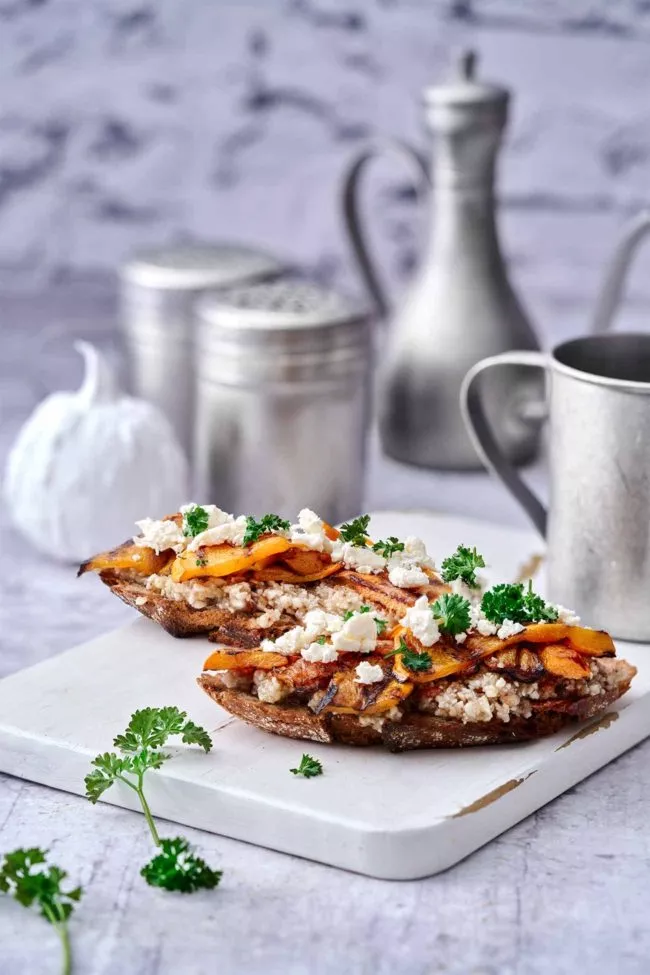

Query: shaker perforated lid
424,50,509,109
197,278,368,335
121,243,285,291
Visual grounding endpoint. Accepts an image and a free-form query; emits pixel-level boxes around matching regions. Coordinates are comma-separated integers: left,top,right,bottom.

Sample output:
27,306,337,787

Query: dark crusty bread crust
197,669,635,751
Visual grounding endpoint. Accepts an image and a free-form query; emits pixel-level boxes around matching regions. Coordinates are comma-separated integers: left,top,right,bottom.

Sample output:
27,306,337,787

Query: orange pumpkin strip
203,650,288,671
539,644,591,680
171,535,293,582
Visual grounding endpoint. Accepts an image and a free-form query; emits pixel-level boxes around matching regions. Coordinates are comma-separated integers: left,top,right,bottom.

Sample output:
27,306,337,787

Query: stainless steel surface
342,50,540,471
591,211,650,334
119,243,284,452
195,279,371,523
462,334,650,641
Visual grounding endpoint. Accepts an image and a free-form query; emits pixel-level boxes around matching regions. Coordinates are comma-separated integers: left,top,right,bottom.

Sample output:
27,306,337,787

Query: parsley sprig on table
290,754,323,778
343,605,388,633
243,514,290,546
441,544,486,589
0,847,82,975
481,581,558,627
339,514,371,546
85,707,222,893
431,593,472,636
182,504,210,538
372,536,405,558
141,838,222,894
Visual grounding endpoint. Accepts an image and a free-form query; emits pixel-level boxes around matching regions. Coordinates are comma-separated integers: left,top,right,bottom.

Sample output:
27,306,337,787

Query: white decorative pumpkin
4,341,189,563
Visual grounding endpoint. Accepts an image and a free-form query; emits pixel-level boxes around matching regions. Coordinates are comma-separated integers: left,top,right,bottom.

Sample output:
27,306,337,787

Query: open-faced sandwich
197,540,636,751
79,506,447,646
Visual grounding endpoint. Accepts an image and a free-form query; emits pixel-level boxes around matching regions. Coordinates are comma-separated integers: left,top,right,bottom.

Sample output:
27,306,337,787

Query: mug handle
460,351,549,538
341,138,430,319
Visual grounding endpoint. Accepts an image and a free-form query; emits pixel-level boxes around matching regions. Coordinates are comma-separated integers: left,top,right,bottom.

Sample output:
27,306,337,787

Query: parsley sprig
141,838,222,893
243,514,290,546
85,707,221,893
290,754,323,778
343,605,388,633
372,536,405,558
481,581,558,627
182,504,210,538
0,847,82,975
339,514,371,546
387,639,432,672
431,593,472,636
441,544,486,589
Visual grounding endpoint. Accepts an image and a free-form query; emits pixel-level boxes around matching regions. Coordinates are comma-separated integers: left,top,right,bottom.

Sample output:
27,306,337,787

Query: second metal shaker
120,243,284,454
194,279,372,524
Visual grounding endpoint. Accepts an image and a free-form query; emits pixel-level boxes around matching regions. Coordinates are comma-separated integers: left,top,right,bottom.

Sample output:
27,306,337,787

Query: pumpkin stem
75,341,120,407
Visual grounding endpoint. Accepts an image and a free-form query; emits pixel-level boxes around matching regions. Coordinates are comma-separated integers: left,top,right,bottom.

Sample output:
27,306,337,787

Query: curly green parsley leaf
387,639,432,672
372,536,405,558
182,504,210,538
140,837,222,894
339,514,371,546
431,593,472,636
243,514,290,546
441,544,486,589
290,754,323,778
481,580,559,627
0,847,82,975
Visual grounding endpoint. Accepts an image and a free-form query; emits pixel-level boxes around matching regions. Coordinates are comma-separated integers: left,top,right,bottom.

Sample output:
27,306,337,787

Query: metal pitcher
343,51,541,470
461,212,650,641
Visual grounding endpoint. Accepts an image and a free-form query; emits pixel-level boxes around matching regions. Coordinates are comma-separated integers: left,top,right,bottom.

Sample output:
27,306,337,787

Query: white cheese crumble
496,619,525,640
402,536,436,569
301,642,339,664
354,661,384,684
331,541,387,574
388,563,429,588
133,517,186,554
256,675,287,704
476,617,498,637
289,508,330,552
400,595,440,647
260,607,379,662
554,604,581,626
330,612,377,654
187,514,249,551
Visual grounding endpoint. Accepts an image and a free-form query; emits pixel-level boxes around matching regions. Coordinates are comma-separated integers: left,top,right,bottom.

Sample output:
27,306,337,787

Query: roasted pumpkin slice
78,541,173,577
171,535,293,582
363,679,414,715
464,622,571,658
392,645,469,683
278,548,332,576
250,563,343,584
203,649,288,671
565,626,615,656
539,644,591,680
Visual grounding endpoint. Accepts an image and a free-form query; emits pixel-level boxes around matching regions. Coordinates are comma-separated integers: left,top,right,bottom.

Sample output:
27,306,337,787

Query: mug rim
551,332,650,392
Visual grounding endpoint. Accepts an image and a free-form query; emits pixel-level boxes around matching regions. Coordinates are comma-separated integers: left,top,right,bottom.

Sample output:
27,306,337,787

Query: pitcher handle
461,351,549,538
341,138,430,319
592,210,650,333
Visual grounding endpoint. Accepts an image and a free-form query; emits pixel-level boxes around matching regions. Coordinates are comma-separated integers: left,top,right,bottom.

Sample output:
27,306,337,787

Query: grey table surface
1,282,650,975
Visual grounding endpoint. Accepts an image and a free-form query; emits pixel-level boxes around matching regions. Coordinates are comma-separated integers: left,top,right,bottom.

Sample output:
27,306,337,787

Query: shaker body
195,376,368,523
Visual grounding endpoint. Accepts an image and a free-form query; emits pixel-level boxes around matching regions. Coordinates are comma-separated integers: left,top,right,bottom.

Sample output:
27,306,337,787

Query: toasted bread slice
198,661,635,751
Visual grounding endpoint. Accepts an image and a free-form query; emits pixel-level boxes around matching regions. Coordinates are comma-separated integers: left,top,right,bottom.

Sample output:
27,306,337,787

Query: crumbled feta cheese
554,604,581,626
476,617,498,637
331,612,377,654
400,595,440,647
303,609,344,638
301,642,339,664
402,536,436,569
496,619,525,640
354,661,384,684
256,675,287,703
187,514,249,551
333,542,387,574
388,563,429,588
455,632,467,644
289,508,331,552
266,626,306,655
133,517,186,554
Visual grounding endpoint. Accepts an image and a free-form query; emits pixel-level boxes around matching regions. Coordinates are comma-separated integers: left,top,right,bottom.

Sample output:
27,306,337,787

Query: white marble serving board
0,511,648,880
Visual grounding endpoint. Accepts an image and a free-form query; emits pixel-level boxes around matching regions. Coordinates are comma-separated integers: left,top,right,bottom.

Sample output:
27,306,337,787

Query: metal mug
461,333,650,641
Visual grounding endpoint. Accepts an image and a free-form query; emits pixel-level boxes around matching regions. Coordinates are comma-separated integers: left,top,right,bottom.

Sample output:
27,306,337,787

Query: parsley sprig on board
481,581,558,627
441,544,486,589
243,514,290,546
182,504,210,538
0,847,82,975
85,707,222,893
290,754,323,778
339,514,371,546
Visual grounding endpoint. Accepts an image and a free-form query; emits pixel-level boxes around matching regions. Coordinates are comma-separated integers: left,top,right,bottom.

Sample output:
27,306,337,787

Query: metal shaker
120,244,284,453
194,279,372,523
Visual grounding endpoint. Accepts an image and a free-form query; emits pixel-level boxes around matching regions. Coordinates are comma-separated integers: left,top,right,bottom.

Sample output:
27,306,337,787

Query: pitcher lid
423,50,509,108
121,242,285,290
